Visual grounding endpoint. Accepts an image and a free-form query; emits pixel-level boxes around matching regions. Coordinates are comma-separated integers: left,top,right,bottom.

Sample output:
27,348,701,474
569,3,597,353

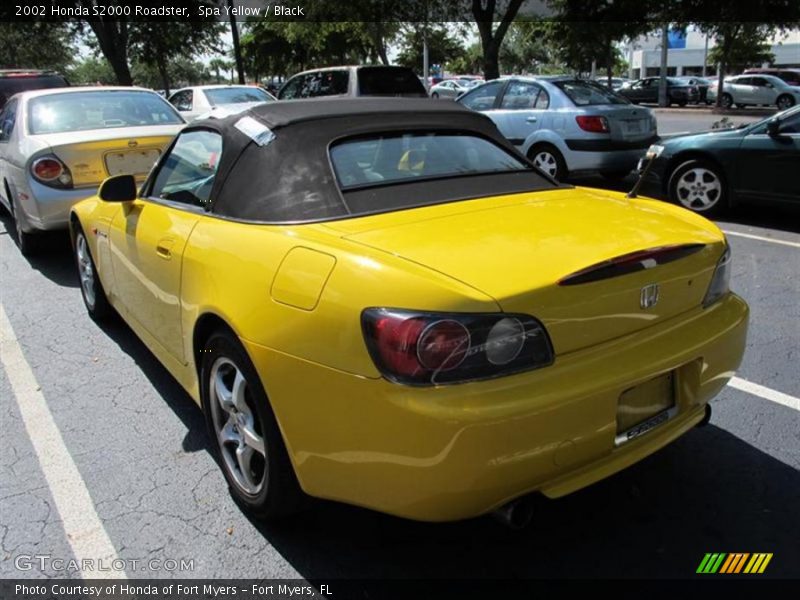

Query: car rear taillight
575,115,610,133
703,244,731,308
362,309,554,385
31,155,73,189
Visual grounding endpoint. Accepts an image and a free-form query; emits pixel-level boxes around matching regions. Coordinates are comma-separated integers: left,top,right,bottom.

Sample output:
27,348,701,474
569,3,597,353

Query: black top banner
2,0,799,23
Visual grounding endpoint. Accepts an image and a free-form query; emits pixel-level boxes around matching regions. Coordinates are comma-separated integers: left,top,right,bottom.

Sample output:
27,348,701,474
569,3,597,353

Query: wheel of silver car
776,94,795,111
200,330,305,518
668,160,727,216
529,144,566,180
9,198,39,256
431,92,439,99
72,224,111,320
720,93,733,109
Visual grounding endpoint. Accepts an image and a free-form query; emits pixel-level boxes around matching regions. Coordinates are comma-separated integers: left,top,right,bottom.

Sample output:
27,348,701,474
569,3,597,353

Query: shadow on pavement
0,210,78,288
95,314,210,454
247,423,799,580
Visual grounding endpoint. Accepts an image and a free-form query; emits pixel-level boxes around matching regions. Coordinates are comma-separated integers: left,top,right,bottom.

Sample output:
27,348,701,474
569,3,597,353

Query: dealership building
628,28,800,78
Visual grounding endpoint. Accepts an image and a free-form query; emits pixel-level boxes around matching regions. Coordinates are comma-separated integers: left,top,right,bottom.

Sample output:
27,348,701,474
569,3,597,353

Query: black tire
9,198,39,256
721,93,733,109
668,159,728,218
528,143,567,181
200,330,305,519
73,223,112,320
678,101,688,107
776,94,795,111
431,92,439,99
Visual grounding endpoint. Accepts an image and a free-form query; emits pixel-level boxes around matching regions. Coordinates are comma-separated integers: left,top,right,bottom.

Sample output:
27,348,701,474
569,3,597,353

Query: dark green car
642,106,799,216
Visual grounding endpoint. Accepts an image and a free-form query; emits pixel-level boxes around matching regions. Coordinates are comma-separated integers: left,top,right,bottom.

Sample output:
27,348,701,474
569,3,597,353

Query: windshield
28,90,183,134
330,131,529,190
204,87,273,106
554,80,629,106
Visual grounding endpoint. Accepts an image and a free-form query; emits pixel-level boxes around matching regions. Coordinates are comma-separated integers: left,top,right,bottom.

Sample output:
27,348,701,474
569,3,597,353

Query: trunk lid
592,105,656,142
327,188,724,355
34,125,183,187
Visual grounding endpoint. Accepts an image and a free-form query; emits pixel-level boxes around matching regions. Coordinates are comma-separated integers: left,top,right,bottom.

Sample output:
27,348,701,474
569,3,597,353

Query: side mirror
98,174,137,202
766,119,781,137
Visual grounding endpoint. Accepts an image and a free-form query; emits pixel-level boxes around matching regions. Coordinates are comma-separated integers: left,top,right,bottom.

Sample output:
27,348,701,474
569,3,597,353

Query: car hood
323,187,725,354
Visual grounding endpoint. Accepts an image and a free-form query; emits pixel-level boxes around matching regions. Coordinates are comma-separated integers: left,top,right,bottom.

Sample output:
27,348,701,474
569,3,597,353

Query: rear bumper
19,179,99,231
244,293,748,521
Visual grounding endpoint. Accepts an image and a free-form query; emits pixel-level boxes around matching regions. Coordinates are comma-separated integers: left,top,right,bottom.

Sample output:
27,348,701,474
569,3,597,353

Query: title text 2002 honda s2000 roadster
69,99,748,523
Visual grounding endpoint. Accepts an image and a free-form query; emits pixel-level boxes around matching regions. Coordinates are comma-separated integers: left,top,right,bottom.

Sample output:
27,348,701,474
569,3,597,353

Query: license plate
104,149,160,176
624,120,643,134
616,372,675,444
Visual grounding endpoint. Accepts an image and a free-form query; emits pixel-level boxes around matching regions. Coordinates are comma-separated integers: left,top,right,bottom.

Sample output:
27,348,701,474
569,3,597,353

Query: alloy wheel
75,233,96,309
209,357,267,495
777,96,794,111
675,167,722,211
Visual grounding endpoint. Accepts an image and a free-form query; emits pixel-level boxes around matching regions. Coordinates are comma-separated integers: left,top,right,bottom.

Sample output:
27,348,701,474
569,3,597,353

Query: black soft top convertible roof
185,98,557,223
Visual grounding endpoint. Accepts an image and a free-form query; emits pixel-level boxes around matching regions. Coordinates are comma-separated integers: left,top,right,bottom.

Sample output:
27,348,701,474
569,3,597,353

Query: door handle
156,238,174,259
526,116,538,123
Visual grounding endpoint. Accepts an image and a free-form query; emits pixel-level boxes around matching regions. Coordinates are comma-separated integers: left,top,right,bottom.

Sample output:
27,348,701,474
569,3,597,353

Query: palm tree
209,58,232,84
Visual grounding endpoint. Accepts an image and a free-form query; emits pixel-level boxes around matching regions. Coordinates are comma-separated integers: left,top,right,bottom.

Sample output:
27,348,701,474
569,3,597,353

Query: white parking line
722,230,800,249
0,304,126,580
729,376,800,412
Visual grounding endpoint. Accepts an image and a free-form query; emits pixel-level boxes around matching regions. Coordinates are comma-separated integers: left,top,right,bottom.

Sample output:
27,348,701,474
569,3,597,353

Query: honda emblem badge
640,283,660,309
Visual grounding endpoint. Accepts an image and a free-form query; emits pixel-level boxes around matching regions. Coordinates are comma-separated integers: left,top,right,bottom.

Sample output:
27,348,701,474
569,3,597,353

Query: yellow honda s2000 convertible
70,99,748,524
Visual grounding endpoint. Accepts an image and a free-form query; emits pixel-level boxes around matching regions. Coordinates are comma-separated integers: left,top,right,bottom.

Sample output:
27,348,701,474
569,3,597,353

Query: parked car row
707,74,800,110
2,63,797,261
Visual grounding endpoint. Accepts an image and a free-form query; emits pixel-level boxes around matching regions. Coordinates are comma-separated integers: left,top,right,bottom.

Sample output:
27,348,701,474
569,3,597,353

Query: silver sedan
457,76,657,181
707,74,800,110
168,85,275,122
0,87,185,254
429,79,479,100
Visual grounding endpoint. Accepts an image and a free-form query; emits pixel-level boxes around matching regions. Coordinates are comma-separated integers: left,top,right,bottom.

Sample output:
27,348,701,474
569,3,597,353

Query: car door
750,77,776,105
489,80,547,148
108,129,222,361
736,111,800,204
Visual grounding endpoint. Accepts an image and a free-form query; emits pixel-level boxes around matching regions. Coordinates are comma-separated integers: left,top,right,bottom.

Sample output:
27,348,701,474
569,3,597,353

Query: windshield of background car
554,80,629,106
28,90,183,134
357,68,427,96
0,74,68,109
330,132,529,190
204,87,273,106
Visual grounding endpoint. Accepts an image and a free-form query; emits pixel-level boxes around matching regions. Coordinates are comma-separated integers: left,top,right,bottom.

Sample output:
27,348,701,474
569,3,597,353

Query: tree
209,58,233,84
707,24,776,74
67,57,116,85
395,25,467,73
0,23,75,73
128,21,223,95
499,19,557,75
471,0,526,80
544,1,653,87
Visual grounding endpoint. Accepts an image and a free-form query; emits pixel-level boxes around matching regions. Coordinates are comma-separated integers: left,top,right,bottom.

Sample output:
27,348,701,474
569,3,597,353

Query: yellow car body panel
70,184,749,521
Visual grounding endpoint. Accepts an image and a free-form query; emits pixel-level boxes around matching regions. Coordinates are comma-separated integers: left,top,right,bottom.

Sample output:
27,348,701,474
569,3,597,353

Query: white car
429,79,480,100
168,85,275,122
708,74,800,110
0,86,185,254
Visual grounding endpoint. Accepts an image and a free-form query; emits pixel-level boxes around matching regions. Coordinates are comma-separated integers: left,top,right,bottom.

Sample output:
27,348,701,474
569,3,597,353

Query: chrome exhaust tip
491,496,535,530
696,404,712,428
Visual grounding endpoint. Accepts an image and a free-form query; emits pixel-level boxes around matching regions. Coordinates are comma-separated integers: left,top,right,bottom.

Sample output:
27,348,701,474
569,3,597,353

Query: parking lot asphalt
1,113,798,584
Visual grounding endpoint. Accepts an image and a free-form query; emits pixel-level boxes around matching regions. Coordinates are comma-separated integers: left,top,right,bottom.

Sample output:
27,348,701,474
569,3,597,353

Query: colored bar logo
697,553,773,574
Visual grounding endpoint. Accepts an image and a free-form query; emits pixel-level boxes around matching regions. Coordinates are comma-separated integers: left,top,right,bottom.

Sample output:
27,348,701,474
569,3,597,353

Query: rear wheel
200,330,306,519
777,94,795,111
528,144,567,181
9,198,39,256
720,93,734,109
431,92,439,99
73,225,111,320
668,159,727,217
